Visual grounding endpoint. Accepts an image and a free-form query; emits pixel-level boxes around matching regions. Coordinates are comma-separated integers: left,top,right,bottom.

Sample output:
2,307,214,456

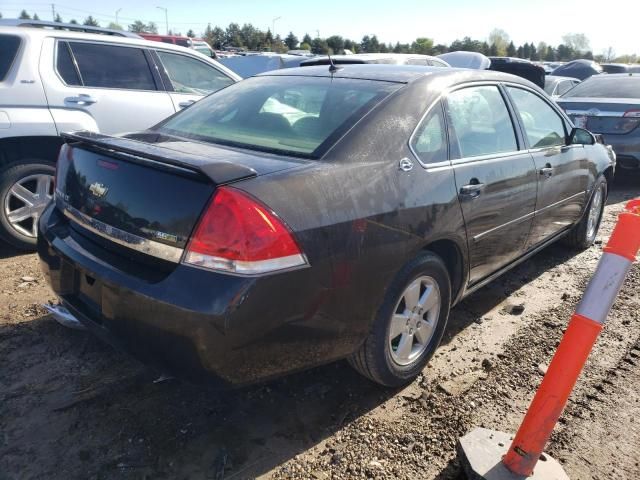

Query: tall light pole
156,6,168,35
115,8,122,26
271,16,281,35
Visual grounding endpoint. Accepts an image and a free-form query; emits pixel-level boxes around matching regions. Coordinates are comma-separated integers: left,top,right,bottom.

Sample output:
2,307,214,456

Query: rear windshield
562,76,640,99
0,35,21,81
157,75,401,158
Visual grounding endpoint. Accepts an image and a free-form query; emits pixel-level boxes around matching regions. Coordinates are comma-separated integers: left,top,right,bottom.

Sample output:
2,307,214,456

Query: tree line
12,10,638,64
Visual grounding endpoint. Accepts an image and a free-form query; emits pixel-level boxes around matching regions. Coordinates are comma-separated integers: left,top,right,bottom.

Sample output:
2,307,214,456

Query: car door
152,50,236,111
446,84,537,284
40,39,176,135
505,86,590,248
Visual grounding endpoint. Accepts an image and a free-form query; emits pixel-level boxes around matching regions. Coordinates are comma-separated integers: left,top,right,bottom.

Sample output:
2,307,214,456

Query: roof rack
0,19,141,38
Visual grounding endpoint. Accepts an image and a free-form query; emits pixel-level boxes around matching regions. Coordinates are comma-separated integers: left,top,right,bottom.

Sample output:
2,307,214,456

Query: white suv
0,21,240,249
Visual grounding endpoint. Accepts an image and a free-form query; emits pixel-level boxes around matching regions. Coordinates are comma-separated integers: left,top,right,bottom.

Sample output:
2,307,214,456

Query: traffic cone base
457,428,569,480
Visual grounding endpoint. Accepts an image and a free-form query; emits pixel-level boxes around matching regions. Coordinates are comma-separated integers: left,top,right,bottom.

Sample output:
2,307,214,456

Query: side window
445,85,517,158
156,51,234,95
411,103,447,164
556,81,573,96
0,34,21,81
55,42,81,86
68,42,156,90
507,87,566,148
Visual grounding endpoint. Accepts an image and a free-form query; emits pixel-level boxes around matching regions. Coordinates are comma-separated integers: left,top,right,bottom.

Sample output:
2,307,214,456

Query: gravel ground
0,176,638,480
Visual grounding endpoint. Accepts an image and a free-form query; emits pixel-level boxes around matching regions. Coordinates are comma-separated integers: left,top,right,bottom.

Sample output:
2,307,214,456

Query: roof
300,53,447,66
258,64,539,87
0,19,139,38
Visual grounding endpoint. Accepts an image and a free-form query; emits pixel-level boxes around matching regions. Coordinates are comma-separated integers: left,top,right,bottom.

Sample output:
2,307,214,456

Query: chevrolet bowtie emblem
89,182,108,198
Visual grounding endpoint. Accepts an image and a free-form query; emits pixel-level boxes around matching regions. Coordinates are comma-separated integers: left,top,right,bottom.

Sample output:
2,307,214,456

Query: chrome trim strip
61,200,184,263
565,110,627,118
472,190,586,242
534,190,586,216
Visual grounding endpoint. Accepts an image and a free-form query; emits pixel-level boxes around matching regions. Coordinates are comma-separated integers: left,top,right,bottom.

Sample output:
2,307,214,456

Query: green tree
19,10,31,19
33,13,40,20
489,43,499,56
107,22,123,30
54,13,63,23
311,37,329,54
523,43,531,59
488,28,510,56
411,37,434,55
545,46,555,61
300,42,311,51
83,16,99,27
284,31,298,50
147,22,158,34
326,35,345,54
302,33,313,45
128,20,148,33
507,41,516,57
186,29,195,38
225,23,243,47
562,33,590,53
69,19,78,24
530,43,539,61
516,45,524,58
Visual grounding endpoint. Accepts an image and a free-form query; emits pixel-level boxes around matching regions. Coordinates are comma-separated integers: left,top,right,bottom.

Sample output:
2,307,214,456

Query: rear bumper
38,203,355,386
597,134,640,170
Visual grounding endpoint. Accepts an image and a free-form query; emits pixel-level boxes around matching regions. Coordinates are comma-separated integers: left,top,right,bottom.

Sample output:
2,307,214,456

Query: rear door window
507,87,566,148
411,103,448,164
55,41,82,86
67,42,157,90
445,85,517,158
0,34,21,81
156,51,234,95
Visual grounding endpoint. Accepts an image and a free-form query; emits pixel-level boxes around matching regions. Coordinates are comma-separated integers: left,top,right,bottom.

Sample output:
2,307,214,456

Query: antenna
328,53,342,74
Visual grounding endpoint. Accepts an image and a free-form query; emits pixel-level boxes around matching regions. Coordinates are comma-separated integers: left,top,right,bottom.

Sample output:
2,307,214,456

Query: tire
564,175,607,250
0,160,56,250
349,252,451,387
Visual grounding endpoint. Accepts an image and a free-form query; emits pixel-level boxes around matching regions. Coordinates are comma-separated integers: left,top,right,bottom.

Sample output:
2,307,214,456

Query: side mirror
567,127,595,146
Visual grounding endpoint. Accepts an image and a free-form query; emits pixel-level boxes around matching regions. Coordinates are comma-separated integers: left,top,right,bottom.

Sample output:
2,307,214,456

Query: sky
3,0,637,55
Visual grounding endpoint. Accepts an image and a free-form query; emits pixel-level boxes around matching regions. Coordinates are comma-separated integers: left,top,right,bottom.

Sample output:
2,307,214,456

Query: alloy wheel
3,174,54,238
388,275,441,366
586,184,604,241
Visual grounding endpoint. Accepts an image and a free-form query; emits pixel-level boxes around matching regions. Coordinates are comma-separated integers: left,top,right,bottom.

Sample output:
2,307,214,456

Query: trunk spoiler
61,131,258,185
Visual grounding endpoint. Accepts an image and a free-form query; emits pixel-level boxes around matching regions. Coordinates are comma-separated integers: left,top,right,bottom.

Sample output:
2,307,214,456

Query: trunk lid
557,98,640,135
56,131,305,258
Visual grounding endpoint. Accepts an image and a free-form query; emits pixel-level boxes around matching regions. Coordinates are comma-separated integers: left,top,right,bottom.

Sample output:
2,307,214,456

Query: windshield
157,75,401,157
562,76,640,99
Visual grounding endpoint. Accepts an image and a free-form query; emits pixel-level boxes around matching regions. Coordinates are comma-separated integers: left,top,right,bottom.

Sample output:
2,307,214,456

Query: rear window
562,76,640,99
0,34,21,81
67,42,157,90
157,76,401,158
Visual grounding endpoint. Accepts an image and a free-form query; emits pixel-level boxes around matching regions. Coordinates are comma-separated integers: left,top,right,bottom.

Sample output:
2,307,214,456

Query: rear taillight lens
183,186,308,275
623,109,640,118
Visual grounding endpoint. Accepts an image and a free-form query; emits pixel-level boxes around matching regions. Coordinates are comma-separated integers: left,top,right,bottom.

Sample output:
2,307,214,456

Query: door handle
178,100,196,109
539,163,554,178
459,179,485,198
64,94,97,106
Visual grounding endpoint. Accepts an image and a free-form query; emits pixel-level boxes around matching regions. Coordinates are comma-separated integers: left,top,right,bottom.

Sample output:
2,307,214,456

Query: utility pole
316,29,320,38
271,16,281,36
51,3,56,21
156,6,168,35
115,8,122,26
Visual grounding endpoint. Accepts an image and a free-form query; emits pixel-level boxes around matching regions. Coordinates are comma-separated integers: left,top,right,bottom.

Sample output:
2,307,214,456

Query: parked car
138,33,191,48
550,59,602,80
557,73,640,171
487,57,546,88
219,53,309,78
601,63,640,74
39,65,614,388
437,51,490,69
544,76,580,98
0,21,240,250
300,53,450,67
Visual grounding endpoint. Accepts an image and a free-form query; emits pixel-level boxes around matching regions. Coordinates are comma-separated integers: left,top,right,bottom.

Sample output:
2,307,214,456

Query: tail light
183,186,308,275
54,144,74,193
623,109,640,118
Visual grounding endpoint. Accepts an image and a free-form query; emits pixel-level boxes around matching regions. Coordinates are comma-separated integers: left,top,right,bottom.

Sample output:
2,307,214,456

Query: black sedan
557,74,640,171
39,65,615,387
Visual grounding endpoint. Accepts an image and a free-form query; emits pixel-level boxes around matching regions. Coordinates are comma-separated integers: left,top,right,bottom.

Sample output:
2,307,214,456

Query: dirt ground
1,176,639,480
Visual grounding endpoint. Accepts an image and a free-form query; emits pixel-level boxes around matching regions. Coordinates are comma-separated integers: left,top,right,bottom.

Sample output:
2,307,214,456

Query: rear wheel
564,175,607,250
349,252,451,387
0,160,55,250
